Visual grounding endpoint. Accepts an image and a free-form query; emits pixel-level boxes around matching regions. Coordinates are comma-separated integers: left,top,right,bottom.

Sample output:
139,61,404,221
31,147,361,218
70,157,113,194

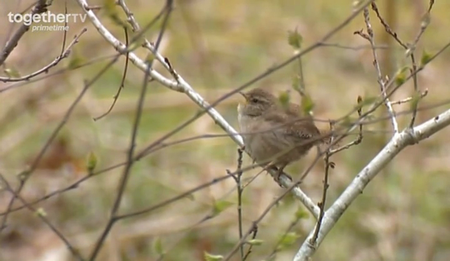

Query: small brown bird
237,88,321,182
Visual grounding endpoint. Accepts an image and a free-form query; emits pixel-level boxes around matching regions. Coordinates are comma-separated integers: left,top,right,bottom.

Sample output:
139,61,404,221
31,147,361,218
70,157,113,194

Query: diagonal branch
0,28,87,82
358,7,399,133
75,0,375,220
293,107,450,261
0,0,49,66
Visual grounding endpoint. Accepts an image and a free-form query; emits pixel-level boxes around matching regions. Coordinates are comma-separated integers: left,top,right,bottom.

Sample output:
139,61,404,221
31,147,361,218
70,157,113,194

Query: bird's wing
264,111,320,143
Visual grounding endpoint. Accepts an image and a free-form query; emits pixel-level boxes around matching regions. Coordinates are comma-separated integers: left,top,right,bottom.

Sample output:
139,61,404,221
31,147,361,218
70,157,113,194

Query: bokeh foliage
0,0,450,260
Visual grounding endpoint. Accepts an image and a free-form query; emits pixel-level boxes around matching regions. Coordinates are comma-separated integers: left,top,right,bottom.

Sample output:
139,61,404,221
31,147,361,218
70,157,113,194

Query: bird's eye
251,98,258,103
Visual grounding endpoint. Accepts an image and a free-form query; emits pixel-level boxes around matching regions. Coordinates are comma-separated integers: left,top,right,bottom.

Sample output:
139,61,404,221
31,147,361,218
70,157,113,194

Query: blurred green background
0,0,449,260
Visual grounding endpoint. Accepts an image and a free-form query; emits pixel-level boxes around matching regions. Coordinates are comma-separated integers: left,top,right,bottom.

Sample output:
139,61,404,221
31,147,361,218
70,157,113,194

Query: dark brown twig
236,149,245,259
329,96,364,155
0,54,121,233
391,89,428,105
87,1,173,259
223,145,326,260
226,148,246,260
0,0,49,66
93,27,130,121
0,28,87,82
0,174,84,261
311,122,334,244
370,1,435,128
242,226,258,261
357,7,399,133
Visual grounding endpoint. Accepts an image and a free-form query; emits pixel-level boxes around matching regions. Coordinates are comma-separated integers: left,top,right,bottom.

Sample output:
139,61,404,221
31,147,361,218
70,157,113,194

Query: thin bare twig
329,96,364,155
93,27,130,121
0,0,49,66
294,107,450,261
76,0,374,220
236,149,245,260
242,226,258,261
294,39,450,261
0,54,117,93
219,150,246,260
0,174,84,261
410,0,434,48
370,1,435,128
0,28,87,82
265,215,302,260
87,1,173,259
116,173,234,220
116,0,140,32
391,89,428,105
357,7,399,133
320,43,389,50
0,55,122,233
1,86,443,219
311,122,334,244
93,0,174,120
223,146,327,260
226,149,246,260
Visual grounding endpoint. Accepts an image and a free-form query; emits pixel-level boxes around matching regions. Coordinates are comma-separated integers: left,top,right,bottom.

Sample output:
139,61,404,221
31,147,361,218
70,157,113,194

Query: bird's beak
238,91,248,104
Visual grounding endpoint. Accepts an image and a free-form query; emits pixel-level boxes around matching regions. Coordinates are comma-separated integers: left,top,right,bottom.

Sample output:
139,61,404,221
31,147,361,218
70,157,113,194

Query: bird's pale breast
238,111,307,166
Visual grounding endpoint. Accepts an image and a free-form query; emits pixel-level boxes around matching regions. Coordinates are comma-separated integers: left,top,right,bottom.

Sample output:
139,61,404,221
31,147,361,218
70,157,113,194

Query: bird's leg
250,158,258,169
263,162,291,187
263,161,278,178
273,163,291,187
274,167,284,186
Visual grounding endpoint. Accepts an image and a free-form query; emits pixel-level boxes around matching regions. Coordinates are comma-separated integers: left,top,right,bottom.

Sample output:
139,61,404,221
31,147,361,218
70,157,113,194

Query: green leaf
291,75,305,96
4,67,21,78
394,66,409,86
340,116,354,128
86,151,97,172
17,170,30,181
352,0,365,10
152,237,164,255
103,0,130,28
35,208,47,217
185,193,195,201
287,29,303,49
421,13,431,28
359,96,378,107
294,207,309,220
278,232,300,249
204,252,224,261
103,0,118,17
278,91,291,110
128,41,142,52
420,50,432,67
410,91,422,111
301,94,314,114
145,53,155,64
292,75,300,91
247,239,264,246
212,200,233,217
67,50,85,69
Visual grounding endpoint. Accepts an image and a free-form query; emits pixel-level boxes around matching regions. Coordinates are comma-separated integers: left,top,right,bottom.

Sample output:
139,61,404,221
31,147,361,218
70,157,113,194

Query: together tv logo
7,11,87,32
